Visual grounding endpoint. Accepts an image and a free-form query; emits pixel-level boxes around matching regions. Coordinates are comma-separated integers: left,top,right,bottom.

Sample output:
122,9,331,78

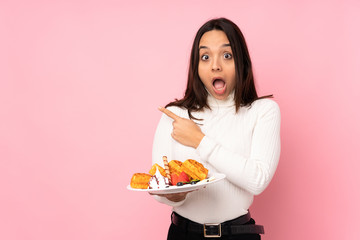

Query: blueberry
176,182,184,186
190,180,200,185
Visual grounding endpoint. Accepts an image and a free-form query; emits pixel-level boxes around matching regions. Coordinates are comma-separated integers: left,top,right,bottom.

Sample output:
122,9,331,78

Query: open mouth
212,78,226,95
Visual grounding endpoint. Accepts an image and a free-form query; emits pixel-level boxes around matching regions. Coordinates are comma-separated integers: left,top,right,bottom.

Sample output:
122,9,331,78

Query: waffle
149,163,166,177
130,173,152,189
168,160,183,176
181,159,208,180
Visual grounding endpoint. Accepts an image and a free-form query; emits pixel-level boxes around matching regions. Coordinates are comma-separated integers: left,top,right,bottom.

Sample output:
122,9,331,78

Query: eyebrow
199,43,231,50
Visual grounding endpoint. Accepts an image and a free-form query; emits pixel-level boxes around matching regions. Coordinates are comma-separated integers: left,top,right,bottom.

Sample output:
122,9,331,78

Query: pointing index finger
158,106,181,120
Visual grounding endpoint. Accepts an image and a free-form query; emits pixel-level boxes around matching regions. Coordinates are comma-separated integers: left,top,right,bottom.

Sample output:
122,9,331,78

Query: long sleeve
195,100,281,195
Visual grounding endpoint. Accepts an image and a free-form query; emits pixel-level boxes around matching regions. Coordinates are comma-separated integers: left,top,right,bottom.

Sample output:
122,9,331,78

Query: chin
212,93,229,100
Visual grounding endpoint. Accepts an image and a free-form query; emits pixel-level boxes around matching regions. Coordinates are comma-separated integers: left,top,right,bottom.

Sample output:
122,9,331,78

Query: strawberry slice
178,171,190,183
171,173,179,186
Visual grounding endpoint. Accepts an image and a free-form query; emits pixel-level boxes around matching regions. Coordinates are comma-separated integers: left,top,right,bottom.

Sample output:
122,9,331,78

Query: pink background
1,0,359,239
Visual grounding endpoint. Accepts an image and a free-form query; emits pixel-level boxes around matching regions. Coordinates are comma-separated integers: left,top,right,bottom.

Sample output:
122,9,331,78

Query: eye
201,54,209,61
224,53,232,59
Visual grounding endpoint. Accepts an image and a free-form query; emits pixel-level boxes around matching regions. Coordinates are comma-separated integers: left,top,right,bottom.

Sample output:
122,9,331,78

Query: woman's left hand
158,107,205,148
149,191,190,202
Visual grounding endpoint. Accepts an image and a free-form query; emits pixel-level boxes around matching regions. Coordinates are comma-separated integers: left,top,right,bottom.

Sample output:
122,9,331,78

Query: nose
211,57,222,71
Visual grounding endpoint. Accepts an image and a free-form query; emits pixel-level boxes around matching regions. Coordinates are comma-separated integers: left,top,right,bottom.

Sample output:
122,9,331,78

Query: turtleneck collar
206,90,235,108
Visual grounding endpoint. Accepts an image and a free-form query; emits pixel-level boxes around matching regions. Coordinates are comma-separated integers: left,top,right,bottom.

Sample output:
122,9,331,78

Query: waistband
171,211,264,238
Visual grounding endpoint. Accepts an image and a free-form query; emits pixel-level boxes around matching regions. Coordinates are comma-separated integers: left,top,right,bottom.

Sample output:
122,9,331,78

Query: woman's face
198,30,236,100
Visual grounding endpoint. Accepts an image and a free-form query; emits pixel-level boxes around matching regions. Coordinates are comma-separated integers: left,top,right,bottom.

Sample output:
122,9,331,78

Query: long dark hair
166,18,272,119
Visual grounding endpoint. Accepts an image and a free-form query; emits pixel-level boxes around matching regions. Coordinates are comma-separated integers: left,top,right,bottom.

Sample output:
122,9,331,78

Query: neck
207,90,235,108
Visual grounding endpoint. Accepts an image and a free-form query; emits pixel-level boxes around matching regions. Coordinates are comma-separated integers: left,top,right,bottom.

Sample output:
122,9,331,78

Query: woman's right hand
158,107,205,149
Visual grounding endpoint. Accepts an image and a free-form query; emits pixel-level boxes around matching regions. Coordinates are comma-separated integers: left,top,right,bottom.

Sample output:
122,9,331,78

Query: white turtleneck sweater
151,92,281,224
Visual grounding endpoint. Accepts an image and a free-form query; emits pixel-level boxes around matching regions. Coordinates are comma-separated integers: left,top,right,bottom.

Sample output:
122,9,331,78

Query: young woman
151,18,281,240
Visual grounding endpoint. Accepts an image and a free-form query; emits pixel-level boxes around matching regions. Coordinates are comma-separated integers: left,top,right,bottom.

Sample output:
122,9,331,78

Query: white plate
127,173,226,194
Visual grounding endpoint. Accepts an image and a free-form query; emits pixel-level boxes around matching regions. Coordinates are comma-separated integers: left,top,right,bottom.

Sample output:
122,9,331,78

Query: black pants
167,219,261,240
